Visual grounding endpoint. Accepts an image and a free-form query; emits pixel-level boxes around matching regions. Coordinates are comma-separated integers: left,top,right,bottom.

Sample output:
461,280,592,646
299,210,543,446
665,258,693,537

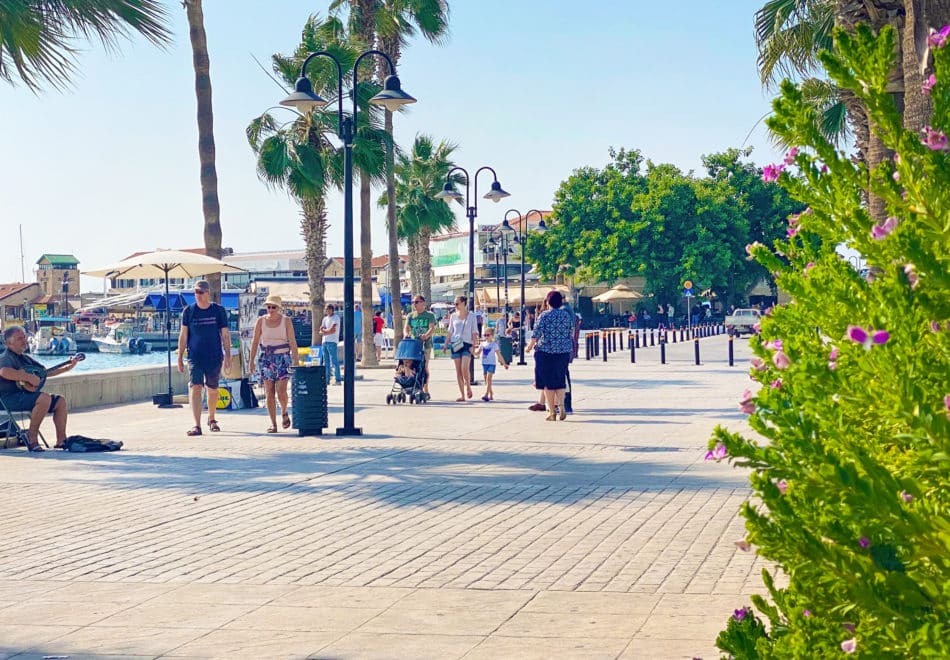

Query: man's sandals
186,419,219,437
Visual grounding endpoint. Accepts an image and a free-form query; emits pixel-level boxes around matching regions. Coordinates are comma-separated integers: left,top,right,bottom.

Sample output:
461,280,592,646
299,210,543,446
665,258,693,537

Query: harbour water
31,350,173,374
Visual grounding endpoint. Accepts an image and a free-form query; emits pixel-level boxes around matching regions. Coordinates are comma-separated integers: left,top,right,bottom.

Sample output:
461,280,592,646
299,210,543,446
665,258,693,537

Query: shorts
259,352,292,382
534,351,570,390
482,363,497,375
189,360,222,389
450,341,472,359
1,390,61,413
373,333,385,348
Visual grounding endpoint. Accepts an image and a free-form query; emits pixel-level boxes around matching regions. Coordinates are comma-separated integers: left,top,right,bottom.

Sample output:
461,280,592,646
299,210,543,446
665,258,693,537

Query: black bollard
586,334,591,360
635,330,641,348
694,337,701,365
612,330,617,352
630,332,636,363
680,328,685,342
672,329,677,343
650,329,655,347
620,330,625,350
660,341,666,364
728,335,734,366
602,331,608,362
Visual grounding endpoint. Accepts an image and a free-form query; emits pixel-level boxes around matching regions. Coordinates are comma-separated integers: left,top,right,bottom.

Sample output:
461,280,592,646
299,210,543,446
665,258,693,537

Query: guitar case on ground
62,435,123,452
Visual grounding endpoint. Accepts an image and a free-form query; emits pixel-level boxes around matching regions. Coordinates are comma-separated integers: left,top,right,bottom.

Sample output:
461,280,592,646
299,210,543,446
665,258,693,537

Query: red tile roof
0,282,36,301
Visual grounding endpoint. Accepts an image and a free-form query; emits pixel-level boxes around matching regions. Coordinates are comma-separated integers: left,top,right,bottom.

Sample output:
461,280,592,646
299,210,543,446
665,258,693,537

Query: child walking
478,327,509,401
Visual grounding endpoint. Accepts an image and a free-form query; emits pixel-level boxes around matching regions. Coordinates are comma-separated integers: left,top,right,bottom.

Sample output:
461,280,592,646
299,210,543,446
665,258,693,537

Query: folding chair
0,396,49,449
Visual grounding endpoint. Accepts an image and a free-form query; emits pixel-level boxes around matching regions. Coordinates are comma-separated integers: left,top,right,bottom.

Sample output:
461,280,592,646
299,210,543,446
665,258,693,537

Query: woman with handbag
444,295,479,402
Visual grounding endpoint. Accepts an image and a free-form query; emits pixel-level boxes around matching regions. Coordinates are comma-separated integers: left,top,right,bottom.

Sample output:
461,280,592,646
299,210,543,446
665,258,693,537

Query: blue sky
1,0,783,291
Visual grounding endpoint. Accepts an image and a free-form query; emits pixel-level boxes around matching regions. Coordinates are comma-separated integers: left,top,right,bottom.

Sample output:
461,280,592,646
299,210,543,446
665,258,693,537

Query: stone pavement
0,334,767,659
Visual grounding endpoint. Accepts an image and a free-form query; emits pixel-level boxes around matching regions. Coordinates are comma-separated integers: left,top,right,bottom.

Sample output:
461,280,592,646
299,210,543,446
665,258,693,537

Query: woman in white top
443,295,479,401
249,295,299,433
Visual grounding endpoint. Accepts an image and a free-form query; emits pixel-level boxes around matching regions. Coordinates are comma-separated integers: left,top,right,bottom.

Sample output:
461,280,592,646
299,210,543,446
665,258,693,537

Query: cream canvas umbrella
84,249,245,408
591,284,643,303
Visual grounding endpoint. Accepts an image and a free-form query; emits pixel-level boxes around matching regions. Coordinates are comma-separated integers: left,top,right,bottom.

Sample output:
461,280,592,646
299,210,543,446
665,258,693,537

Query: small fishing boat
92,323,150,354
29,325,78,355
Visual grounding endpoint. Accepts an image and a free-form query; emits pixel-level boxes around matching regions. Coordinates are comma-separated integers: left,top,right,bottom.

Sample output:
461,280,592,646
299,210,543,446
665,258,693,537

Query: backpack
63,435,123,452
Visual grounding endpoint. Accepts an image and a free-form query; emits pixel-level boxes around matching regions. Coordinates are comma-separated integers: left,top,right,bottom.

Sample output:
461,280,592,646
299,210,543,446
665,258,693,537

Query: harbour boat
29,326,78,355
91,323,151,354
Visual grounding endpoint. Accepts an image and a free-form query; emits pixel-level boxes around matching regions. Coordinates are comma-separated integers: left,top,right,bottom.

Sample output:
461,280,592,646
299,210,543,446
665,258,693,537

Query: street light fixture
280,48,415,436
482,222,516,316
435,167,510,383
503,209,547,366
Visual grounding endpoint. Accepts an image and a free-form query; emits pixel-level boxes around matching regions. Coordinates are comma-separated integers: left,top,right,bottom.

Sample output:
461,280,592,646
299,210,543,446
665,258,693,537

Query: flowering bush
708,25,950,658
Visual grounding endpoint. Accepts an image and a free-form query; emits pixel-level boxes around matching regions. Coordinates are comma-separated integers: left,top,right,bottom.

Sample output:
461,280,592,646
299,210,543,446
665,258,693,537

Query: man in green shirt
404,295,436,395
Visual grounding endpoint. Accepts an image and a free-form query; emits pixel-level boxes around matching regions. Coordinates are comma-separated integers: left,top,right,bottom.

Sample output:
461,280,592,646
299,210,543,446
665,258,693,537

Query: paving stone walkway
0,333,767,659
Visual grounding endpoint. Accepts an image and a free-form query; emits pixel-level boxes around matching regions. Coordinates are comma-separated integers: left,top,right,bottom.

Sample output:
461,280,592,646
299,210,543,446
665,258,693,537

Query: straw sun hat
264,295,283,309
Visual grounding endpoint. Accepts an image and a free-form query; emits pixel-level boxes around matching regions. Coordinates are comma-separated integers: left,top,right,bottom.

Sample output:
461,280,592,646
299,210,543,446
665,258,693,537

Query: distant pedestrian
477,327,508,401
372,310,385,362
404,295,436,397
526,290,574,421
445,296,478,402
177,279,231,436
248,295,299,433
353,303,363,361
320,304,343,385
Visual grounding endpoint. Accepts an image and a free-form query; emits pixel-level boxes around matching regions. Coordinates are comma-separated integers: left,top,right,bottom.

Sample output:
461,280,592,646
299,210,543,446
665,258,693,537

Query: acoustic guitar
17,353,85,393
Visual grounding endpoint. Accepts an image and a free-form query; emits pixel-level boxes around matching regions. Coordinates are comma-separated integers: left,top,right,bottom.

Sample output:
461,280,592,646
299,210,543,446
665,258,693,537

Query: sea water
30,350,172,374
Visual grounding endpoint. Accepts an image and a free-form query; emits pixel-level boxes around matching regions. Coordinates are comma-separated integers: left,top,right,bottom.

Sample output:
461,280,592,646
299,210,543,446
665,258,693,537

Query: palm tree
247,16,388,345
0,0,170,90
330,0,451,353
182,0,222,301
379,134,459,305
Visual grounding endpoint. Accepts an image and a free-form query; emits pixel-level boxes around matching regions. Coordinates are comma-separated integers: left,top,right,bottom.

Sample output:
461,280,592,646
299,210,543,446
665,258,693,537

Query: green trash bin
498,336,513,364
292,365,328,436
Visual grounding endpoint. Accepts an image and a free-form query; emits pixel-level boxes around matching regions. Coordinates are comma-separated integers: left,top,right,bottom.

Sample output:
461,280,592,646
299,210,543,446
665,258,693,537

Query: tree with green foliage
378,134,459,304
0,0,170,90
530,148,801,310
710,24,950,657
247,16,388,345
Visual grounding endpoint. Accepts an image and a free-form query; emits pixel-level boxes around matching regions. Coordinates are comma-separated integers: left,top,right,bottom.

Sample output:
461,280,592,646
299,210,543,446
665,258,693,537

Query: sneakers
334,380,342,386
528,403,546,411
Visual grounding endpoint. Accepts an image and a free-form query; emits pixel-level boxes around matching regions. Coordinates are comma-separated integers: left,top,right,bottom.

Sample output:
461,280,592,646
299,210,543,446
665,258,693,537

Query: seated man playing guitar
0,325,82,452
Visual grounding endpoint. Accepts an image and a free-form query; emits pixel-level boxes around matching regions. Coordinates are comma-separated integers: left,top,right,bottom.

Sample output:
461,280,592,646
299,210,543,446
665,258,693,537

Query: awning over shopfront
509,284,571,306
252,280,380,305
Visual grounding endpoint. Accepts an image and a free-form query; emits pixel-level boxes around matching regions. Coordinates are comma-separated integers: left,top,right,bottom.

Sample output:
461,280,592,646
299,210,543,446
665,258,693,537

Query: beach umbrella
84,249,245,408
591,284,643,303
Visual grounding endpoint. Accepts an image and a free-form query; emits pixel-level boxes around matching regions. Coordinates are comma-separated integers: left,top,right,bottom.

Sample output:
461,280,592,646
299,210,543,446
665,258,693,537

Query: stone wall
45,365,188,410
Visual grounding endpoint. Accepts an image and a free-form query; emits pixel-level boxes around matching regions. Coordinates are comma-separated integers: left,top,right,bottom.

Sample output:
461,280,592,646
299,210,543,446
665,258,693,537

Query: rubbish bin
498,336,513,365
292,365,328,436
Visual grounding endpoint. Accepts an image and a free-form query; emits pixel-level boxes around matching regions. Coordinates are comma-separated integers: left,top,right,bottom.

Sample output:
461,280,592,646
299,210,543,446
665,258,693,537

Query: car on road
725,308,761,336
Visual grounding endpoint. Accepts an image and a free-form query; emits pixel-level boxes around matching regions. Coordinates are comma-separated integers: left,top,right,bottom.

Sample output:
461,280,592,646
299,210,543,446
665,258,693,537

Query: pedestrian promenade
0,334,765,659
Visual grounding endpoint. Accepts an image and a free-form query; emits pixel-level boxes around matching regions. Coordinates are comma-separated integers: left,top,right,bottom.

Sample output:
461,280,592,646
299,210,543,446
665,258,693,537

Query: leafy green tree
0,0,170,90
247,16,388,344
709,24,950,657
378,134,459,305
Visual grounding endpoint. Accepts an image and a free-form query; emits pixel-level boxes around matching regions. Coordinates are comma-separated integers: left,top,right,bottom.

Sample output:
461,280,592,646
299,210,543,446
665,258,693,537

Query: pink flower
928,25,950,48
829,347,839,361
820,164,828,173
776,479,788,495
847,326,889,350
752,322,761,334
944,394,950,419
841,638,857,654
922,126,949,151
931,321,942,333
735,538,751,552
904,263,919,288
770,378,782,389
923,73,937,94
859,537,870,548
803,609,811,617
893,152,901,163
871,216,899,240
773,351,790,369
892,170,901,182
900,491,913,503
705,442,728,461
733,608,747,621
764,339,783,351
762,163,784,182
745,241,764,256
803,262,815,277
750,357,767,372
828,360,838,371
787,225,799,238
783,148,799,166
739,389,756,415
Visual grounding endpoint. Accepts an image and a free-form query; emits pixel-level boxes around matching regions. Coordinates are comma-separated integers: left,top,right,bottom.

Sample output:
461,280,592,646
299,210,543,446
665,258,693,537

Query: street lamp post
482,240,501,310
435,167,511,384
61,272,69,328
280,49,416,436
503,209,547,366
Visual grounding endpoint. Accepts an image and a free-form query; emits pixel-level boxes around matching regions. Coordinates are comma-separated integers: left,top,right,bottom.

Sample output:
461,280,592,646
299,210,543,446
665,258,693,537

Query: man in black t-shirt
0,325,80,451
177,280,231,436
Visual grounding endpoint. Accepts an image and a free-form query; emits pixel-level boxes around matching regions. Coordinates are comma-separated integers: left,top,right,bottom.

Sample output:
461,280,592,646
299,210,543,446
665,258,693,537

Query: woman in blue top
526,290,574,421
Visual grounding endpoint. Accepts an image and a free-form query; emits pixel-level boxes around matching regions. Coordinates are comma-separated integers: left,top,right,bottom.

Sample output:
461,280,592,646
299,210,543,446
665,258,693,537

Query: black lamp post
435,167,510,384
503,209,547,366
481,240,501,310
280,49,415,436
61,272,69,328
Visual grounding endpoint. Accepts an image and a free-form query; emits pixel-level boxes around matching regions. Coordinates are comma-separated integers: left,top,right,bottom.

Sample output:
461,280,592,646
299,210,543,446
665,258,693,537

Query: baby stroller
386,338,429,405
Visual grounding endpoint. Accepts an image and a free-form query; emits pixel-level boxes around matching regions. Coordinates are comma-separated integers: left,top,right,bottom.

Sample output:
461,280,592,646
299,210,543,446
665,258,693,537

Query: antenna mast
19,224,25,282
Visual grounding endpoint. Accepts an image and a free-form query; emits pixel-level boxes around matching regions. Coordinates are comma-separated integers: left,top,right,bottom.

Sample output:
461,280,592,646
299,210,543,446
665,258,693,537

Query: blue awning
147,292,239,311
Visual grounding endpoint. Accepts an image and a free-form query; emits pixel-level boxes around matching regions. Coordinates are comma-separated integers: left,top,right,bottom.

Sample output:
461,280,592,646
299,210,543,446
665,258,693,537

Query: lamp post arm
350,49,399,131
472,166,500,216
298,50,345,137
445,166,471,211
